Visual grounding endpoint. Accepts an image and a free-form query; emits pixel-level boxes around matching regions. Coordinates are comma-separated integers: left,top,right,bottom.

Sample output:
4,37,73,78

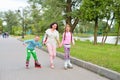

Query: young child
23,36,42,69
60,24,75,70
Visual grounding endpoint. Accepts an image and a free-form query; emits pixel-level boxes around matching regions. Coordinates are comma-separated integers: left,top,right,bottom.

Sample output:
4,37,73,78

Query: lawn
57,40,120,73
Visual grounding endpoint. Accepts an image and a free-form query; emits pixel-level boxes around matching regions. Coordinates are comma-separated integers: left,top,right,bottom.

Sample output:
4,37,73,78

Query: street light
18,7,25,39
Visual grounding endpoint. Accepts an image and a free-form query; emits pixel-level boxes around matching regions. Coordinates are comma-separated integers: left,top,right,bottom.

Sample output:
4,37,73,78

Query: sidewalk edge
41,48,120,80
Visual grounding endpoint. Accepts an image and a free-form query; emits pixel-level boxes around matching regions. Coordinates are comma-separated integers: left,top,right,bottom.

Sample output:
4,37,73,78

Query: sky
0,0,29,12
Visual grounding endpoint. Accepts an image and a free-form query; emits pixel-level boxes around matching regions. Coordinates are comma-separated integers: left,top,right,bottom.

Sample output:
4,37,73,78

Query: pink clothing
61,32,74,45
46,44,56,64
43,28,59,68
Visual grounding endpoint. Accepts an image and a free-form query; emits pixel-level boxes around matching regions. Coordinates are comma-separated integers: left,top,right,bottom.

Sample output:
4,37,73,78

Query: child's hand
72,44,75,46
71,42,75,46
58,44,61,48
23,43,26,46
72,41,75,46
59,44,62,48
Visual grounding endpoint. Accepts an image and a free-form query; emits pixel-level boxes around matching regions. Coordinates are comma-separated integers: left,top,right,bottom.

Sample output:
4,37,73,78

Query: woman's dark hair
50,22,58,30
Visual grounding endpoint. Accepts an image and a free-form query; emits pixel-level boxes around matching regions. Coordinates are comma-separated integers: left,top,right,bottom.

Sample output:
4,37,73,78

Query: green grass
57,41,120,73
23,35,37,40
22,35,43,41
20,34,120,73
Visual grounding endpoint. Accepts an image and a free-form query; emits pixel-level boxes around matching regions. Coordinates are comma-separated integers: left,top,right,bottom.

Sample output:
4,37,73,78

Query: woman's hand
43,41,46,45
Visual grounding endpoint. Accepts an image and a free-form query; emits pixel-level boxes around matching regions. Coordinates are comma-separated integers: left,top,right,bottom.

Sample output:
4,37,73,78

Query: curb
41,48,120,80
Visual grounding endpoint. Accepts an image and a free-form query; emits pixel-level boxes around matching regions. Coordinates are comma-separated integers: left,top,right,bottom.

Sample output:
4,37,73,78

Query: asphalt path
0,36,109,80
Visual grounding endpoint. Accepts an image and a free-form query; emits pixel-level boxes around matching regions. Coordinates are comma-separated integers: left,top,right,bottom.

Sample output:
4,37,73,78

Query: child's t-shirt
61,32,74,45
24,39,42,50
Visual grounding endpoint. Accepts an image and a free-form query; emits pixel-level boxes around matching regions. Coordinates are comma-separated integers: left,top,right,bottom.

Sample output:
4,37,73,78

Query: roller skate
35,61,41,68
67,60,73,69
26,61,29,69
64,61,68,70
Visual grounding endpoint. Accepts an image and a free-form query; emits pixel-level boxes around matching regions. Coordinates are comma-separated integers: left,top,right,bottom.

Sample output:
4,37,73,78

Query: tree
28,0,81,33
0,12,4,33
113,0,120,45
80,0,108,45
3,10,19,34
64,0,81,32
0,19,3,33
101,0,114,45
27,1,46,34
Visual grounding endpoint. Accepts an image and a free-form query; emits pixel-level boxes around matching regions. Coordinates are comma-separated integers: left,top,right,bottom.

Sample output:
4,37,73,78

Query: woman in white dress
43,22,60,69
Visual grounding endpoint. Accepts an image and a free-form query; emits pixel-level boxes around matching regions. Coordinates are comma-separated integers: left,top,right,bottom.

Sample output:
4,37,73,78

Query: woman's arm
43,33,48,44
55,31,61,47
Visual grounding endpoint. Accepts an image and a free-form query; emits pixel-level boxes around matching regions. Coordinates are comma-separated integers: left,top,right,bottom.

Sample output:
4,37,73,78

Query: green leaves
80,0,106,21
3,10,19,34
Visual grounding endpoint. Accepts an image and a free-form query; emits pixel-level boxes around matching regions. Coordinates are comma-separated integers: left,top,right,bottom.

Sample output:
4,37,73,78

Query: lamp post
18,7,25,39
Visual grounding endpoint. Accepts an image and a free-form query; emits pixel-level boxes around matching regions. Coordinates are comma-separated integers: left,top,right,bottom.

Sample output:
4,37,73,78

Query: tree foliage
112,0,120,45
80,0,112,45
28,0,81,33
0,0,120,46
0,19,3,33
3,10,19,34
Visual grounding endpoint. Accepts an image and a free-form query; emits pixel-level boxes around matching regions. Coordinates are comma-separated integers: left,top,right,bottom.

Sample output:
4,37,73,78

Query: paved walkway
0,36,110,80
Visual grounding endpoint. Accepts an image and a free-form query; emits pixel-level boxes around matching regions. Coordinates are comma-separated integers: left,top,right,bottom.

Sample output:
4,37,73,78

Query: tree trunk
102,14,114,45
104,15,114,44
101,18,109,45
65,0,79,33
94,17,98,45
71,18,79,33
115,22,120,46
102,24,109,45
101,35,105,44
66,0,72,25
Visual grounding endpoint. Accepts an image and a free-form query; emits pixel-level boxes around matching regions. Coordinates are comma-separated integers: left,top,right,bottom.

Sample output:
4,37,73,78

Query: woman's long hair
64,24,72,42
50,22,58,31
